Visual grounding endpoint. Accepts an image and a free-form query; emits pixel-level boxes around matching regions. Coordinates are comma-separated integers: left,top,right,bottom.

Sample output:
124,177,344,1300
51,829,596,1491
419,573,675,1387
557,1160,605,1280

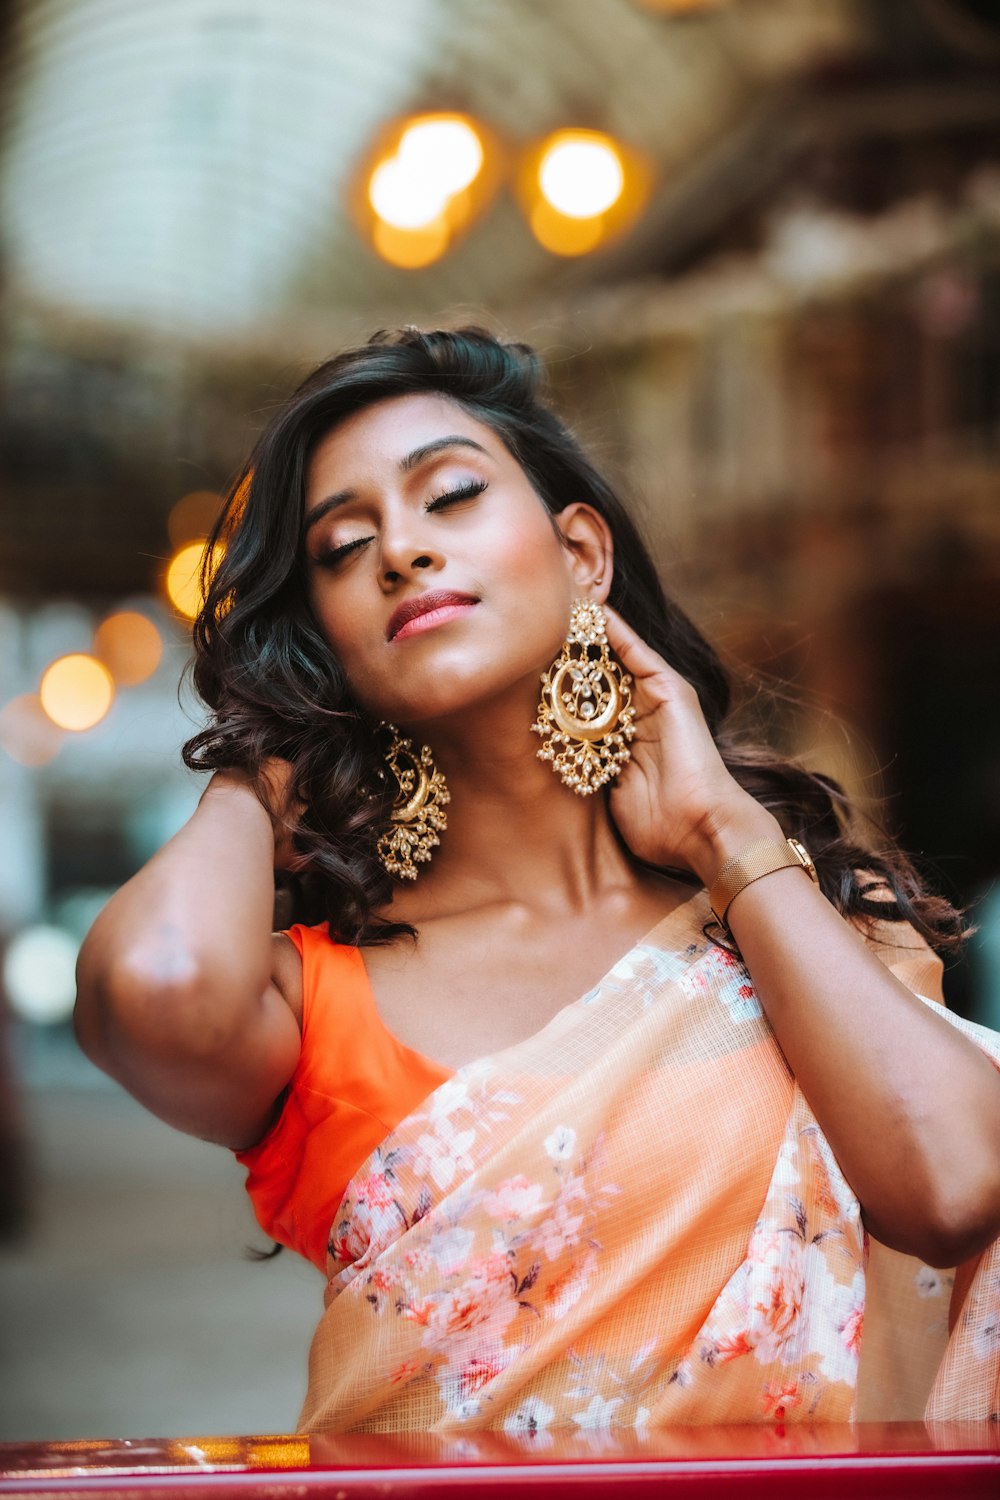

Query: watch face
787,838,818,881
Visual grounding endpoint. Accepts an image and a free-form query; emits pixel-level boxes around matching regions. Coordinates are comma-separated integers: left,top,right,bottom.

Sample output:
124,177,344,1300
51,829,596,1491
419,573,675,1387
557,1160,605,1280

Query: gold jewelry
531,598,636,795
376,726,450,880
709,837,818,931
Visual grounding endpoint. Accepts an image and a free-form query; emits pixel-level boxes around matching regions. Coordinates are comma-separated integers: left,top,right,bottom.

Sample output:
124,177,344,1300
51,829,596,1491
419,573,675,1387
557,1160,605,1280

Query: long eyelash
315,480,485,566
426,479,487,511
316,535,372,567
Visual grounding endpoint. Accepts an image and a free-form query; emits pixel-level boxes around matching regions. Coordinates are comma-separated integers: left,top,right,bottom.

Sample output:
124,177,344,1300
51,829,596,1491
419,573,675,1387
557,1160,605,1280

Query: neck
390,691,636,920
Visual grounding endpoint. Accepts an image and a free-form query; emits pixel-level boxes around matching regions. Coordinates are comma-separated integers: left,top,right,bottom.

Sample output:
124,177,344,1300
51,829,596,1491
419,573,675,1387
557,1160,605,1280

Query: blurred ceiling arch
0,0,862,339
2,0,1000,600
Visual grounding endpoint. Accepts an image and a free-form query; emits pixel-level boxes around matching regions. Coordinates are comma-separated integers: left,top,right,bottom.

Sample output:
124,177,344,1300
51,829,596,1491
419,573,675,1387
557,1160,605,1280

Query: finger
603,605,686,688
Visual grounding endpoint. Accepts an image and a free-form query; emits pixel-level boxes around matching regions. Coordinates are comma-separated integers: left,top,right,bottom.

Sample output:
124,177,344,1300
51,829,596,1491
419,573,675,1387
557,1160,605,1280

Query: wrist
199,772,275,836
686,800,785,889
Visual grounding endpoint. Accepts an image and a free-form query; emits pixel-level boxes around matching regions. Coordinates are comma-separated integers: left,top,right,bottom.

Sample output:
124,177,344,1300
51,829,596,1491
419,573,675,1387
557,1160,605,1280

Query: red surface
1,1425,998,1498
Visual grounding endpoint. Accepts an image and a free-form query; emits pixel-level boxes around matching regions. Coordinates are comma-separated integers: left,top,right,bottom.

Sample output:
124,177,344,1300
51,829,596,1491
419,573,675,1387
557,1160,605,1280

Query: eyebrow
303,436,491,536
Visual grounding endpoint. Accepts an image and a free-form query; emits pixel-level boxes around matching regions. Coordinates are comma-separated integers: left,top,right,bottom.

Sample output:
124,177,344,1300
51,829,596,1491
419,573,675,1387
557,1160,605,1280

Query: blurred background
1,0,999,1442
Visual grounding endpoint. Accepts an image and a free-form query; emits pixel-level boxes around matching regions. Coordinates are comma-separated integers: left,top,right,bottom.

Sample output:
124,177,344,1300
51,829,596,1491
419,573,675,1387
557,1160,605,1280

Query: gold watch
709,837,818,931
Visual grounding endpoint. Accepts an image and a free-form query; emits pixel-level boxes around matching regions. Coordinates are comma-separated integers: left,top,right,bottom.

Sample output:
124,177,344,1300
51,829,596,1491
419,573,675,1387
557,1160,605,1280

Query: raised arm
74,771,302,1150
604,606,1000,1269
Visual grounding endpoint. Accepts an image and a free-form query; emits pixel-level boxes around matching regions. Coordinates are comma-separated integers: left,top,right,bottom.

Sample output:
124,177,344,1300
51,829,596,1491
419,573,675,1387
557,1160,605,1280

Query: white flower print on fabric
771,1139,800,1190
690,1117,868,1403
484,1175,548,1221
412,1117,476,1190
504,1395,555,1438
537,1201,586,1262
572,1393,624,1429
436,1343,516,1419
544,1125,577,1161
807,1259,865,1387
426,1075,474,1123
745,1226,806,1364
681,944,763,1024
599,944,700,1009
427,1225,475,1276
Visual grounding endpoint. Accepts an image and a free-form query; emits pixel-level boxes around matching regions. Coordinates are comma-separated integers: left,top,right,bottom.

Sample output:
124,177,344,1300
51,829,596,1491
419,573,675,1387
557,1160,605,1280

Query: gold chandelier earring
531,598,636,795
376,726,450,879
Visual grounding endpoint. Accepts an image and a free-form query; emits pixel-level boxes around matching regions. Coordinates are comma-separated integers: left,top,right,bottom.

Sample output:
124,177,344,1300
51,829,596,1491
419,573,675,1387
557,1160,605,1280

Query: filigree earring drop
531,598,636,795
376,726,450,879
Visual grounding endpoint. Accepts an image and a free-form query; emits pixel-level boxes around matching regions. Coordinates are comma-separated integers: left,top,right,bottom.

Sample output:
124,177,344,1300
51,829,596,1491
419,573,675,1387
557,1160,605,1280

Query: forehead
308,392,503,483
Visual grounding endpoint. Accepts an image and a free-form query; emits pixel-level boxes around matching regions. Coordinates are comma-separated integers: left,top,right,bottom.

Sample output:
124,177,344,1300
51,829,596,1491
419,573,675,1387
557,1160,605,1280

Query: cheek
493,526,575,640
308,585,370,679
486,506,570,594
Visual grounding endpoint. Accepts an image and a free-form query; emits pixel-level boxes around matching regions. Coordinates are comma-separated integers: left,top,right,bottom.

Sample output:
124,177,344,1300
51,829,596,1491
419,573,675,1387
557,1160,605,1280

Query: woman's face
303,393,604,728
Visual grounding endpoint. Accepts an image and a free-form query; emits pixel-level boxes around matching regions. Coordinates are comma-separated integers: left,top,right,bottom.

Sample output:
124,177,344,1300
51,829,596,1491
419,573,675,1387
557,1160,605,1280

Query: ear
553,503,613,602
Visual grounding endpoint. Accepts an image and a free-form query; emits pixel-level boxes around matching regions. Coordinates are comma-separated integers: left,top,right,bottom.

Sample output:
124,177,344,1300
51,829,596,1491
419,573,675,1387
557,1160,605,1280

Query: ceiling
0,0,865,343
2,0,999,601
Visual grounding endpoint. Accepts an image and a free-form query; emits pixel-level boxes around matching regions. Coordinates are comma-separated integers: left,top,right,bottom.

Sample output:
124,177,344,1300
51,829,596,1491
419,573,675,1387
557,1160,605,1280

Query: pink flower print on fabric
745,1226,806,1363
484,1175,548,1221
329,1175,407,1274
436,1344,517,1422
537,1201,586,1262
412,1116,476,1190
543,1247,600,1319
760,1380,804,1420
423,1250,521,1352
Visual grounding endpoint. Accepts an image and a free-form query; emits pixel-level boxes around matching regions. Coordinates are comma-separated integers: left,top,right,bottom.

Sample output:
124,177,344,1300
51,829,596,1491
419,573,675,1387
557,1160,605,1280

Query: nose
378,512,445,587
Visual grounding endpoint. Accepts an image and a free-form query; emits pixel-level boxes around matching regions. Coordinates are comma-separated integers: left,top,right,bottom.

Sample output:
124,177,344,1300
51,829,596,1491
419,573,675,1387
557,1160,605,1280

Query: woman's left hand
602,606,778,882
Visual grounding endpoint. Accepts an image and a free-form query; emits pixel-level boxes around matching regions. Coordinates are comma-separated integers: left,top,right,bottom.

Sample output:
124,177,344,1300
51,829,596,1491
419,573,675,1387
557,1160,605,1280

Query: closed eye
314,534,373,568
313,479,486,567
425,478,487,511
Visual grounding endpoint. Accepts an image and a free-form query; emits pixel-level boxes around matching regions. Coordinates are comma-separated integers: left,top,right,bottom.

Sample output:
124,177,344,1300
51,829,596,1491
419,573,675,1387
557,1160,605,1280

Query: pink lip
387,591,479,642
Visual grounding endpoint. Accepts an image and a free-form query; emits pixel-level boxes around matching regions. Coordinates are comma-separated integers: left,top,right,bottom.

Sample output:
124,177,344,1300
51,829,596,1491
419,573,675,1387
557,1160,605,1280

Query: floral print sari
298,892,1000,1433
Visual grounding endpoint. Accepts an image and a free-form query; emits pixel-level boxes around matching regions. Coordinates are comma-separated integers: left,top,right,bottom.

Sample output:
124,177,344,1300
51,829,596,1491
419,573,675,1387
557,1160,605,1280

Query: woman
75,326,1000,1433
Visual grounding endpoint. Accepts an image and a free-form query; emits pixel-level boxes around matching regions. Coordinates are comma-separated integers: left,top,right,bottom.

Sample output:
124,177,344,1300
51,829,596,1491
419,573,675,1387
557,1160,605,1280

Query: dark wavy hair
184,325,966,954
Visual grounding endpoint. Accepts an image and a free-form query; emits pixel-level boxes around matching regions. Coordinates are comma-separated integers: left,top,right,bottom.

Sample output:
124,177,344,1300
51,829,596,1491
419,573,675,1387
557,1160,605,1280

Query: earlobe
554,503,613,601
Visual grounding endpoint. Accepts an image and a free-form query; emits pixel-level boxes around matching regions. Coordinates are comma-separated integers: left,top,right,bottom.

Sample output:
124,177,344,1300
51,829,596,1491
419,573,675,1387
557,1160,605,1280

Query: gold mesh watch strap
709,837,818,931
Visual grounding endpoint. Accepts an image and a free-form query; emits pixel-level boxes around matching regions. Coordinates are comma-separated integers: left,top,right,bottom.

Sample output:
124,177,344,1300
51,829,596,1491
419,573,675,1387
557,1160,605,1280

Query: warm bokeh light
398,115,484,193
369,157,447,230
0,693,64,766
39,654,115,732
368,114,485,229
372,214,451,268
167,489,223,549
538,132,625,218
359,111,499,268
93,610,163,687
518,129,653,257
165,540,225,619
530,199,607,256
3,923,79,1025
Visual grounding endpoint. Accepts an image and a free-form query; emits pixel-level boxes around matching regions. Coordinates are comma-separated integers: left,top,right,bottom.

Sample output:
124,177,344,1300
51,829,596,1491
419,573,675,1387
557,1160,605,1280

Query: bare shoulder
271,931,304,1030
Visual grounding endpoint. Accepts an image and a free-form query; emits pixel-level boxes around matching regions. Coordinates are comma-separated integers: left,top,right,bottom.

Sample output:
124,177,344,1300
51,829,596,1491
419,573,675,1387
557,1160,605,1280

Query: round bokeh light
166,541,224,620
538,132,625,219
3,924,79,1025
94,611,163,687
39,654,115,732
